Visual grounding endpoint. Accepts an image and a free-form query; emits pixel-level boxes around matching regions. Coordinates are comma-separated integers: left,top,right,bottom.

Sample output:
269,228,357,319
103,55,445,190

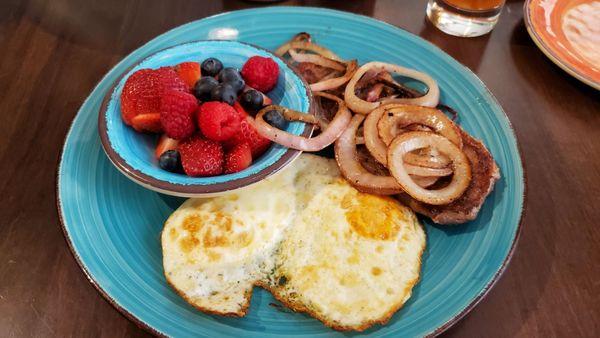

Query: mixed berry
119,55,280,177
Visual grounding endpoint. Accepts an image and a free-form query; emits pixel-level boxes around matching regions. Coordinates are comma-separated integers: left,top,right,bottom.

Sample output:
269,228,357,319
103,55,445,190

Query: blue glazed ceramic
58,7,525,338
98,40,312,197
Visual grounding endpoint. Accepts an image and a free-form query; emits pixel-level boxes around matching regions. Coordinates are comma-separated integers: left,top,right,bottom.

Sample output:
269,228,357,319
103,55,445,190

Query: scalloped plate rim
523,0,600,90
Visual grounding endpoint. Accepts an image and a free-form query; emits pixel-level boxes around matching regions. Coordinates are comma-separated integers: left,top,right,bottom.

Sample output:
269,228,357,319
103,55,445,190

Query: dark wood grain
0,0,598,337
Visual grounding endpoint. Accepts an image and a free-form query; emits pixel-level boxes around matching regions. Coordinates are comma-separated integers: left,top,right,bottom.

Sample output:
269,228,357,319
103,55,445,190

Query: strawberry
130,113,163,133
224,142,252,174
120,67,187,126
197,102,241,141
175,62,201,89
227,102,271,158
160,90,198,140
178,136,224,177
155,134,179,159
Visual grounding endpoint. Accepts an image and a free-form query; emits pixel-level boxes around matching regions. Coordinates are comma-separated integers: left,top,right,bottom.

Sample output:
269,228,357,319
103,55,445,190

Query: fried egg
161,169,297,315
266,174,426,331
162,154,426,330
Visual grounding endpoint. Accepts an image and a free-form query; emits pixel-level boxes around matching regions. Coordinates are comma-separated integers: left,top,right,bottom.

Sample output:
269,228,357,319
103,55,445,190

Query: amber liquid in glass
443,0,504,11
426,0,505,37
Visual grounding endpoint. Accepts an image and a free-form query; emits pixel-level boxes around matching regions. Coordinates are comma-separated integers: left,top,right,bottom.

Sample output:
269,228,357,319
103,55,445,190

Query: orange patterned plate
524,0,600,89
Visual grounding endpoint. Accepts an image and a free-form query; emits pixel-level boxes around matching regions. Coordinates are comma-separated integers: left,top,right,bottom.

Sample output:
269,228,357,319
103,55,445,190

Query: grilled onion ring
310,60,358,92
364,104,394,165
344,62,440,114
411,176,439,188
405,165,452,177
274,32,311,54
388,132,471,205
269,105,319,125
364,104,453,176
275,41,342,61
288,49,346,72
404,148,451,169
335,115,403,195
366,83,385,102
252,93,351,152
378,105,463,148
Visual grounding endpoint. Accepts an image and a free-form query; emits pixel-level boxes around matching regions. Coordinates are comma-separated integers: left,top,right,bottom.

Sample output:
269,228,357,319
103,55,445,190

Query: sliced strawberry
121,67,187,126
175,62,201,89
131,113,163,133
155,134,179,159
224,142,252,174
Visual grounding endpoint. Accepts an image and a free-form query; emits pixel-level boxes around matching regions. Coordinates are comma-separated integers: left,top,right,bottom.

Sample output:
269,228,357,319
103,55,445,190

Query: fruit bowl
98,40,313,197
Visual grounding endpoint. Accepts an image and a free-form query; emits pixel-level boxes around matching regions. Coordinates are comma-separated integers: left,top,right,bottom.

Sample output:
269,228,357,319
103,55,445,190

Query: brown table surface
1,0,599,337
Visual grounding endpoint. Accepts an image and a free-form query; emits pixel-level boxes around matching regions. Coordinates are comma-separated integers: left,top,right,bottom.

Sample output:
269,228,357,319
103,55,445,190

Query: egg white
162,164,299,315
162,154,426,328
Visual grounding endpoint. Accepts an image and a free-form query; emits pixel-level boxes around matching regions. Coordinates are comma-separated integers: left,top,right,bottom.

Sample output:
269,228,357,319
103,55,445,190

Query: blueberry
263,109,287,130
158,150,183,173
239,90,264,114
193,76,218,101
218,67,245,93
201,58,223,77
210,83,236,105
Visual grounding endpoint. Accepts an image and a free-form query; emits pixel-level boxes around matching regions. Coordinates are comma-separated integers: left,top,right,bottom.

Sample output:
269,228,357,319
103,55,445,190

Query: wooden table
1,0,598,337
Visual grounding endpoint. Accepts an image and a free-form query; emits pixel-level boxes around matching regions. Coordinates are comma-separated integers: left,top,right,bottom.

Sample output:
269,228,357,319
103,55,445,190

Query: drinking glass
426,0,506,37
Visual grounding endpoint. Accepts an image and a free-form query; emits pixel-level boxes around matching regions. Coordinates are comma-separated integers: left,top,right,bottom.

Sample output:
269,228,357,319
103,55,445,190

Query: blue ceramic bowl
98,40,313,197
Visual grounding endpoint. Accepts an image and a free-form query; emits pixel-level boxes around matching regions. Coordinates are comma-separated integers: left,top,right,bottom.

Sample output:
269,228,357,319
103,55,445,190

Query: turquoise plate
58,7,525,337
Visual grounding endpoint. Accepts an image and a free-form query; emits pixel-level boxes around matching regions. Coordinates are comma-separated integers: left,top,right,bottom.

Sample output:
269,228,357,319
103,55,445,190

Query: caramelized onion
377,105,463,148
252,93,351,152
411,176,439,188
273,33,311,55
275,41,342,61
334,115,403,195
363,104,393,165
404,148,451,169
266,105,319,125
344,62,440,114
404,164,452,177
310,60,358,92
319,70,342,82
388,132,471,205
288,49,346,72
366,83,385,102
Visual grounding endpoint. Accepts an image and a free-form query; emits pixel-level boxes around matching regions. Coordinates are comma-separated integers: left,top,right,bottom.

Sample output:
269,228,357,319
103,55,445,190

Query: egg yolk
344,193,405,240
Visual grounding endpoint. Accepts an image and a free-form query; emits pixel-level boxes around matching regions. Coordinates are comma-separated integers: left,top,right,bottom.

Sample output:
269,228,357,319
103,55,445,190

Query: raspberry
197,102,241,141
225,102,271,158
120,67,187,126
130,113,163,133
224,142,252,174
174,62,201,89
160,90,198,140
241,56,279,92
179,136,224,177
